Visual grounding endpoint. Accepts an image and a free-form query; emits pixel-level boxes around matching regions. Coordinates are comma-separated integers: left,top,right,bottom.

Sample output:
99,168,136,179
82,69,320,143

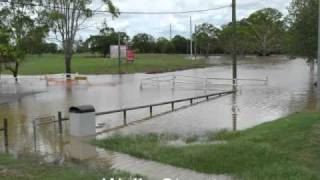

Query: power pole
232,0,237,85
118,32,121,74
194,24,197,60
190,16,193,58
318,0,320,84
170,24,172,41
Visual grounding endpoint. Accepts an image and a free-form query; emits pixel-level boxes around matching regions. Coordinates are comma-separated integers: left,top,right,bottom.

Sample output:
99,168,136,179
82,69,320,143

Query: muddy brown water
0,56,318,178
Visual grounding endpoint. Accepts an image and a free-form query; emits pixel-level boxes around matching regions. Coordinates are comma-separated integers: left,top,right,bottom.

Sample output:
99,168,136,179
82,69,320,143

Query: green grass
95,112,320,180
9,53,209,75
0,154,142,180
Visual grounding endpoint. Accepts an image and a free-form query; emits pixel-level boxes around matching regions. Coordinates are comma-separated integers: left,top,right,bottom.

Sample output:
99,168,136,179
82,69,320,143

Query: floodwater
0,56,318,179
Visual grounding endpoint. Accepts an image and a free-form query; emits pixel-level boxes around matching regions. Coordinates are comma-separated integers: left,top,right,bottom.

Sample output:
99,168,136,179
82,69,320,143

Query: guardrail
55,90,235,133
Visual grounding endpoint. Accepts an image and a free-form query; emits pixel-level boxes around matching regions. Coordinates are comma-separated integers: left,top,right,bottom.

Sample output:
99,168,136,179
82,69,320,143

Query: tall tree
40,0,119,77
171,35,188,54
132,33,155,53
86,24,129,57
219,20,253,55
195,23,220,57
22,26,49,54
0,1,47,81
155,37,174,54
286,0,318,62
246,8,285,56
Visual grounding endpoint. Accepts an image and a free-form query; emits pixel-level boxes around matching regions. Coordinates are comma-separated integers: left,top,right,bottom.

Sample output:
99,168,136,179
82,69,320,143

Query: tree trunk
14,62,19,82
64,39,73,79
65,53,72,79
205,43,210,59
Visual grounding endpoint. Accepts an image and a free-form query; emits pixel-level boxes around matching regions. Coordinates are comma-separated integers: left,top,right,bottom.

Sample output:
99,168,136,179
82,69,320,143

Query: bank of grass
0,154,141,180
95,112,320,180
12,53,209,75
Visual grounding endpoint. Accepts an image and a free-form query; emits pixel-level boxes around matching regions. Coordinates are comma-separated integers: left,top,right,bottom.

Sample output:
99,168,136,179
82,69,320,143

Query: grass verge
6,53,209,75
95,112,320,180
0,154,142,180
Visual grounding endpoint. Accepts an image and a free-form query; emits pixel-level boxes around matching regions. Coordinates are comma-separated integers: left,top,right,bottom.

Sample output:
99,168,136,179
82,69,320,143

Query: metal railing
55,90,235,133
140,74,268,89
32,115,57,151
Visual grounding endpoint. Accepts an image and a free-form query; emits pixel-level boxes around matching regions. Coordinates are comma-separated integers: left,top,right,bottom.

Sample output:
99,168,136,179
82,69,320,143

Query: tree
40,0,119,77
246,8,285,56
286,0,318,62
195,23,220,57
22,26,49,54
86,24,129,57
43,43,58,53
0,1,47,81
0,28,15,73
219,20,253,55
132,33,155,53
155,37,174,53
171,35,188,54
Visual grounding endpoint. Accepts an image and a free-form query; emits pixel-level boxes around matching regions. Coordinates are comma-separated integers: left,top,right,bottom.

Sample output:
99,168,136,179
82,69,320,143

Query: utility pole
190,16,193,58
118,32,121,74
232,0,237,85
170,24,172,41
318,0,320,84
194,24,197,60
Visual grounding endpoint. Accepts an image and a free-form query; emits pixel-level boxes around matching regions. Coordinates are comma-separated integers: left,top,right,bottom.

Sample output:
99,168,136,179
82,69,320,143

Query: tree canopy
286,0,318,61
40,0,119,76
86,24,129,57
132,33,156,53
0,1,48,80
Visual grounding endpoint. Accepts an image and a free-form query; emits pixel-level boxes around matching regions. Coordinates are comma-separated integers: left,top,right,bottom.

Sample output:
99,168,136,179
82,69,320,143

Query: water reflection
231,86,238,131
65,136,97,160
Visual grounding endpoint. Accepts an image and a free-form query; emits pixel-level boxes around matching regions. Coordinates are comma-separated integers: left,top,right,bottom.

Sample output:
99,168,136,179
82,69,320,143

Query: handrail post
171,102,174,111
150,106,153,117
32,120,37,152
123,110,127,125
190,98,193,105
3,118,8,147
140,81,143,89
204,76,208,91
172,75,176,90
58,111,63,134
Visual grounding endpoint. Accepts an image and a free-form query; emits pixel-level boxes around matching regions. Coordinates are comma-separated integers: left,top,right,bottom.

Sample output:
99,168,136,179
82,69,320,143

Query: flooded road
0,56,318,173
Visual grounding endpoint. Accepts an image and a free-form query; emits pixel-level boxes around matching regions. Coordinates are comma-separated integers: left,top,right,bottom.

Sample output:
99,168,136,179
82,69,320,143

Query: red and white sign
127,48,135,62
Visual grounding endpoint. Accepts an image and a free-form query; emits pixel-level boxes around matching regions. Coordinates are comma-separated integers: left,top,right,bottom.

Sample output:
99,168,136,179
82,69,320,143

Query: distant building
110,45,127,59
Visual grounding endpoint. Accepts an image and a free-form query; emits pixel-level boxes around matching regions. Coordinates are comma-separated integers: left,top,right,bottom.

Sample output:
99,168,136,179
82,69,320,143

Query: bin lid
69,105,95,113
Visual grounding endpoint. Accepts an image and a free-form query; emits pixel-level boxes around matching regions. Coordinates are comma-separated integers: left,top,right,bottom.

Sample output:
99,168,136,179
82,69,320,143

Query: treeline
82,8,285,57
3,4,316,60
0,0,319,79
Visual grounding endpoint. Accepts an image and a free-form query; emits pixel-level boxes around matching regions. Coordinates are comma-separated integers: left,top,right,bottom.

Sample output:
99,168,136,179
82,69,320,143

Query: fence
55,90,235,133
140,74,268,90
32,115,57,151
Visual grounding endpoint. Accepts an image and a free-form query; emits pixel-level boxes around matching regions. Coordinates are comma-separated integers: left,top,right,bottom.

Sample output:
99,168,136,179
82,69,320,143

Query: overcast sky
68,0,292,41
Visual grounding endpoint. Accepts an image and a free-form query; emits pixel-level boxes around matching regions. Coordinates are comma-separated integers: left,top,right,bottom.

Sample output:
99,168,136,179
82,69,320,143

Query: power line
0,1,231,15
116,6,231,15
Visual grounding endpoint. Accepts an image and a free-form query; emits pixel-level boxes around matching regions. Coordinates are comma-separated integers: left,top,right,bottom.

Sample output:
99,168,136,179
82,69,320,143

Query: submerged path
97,149,232,180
